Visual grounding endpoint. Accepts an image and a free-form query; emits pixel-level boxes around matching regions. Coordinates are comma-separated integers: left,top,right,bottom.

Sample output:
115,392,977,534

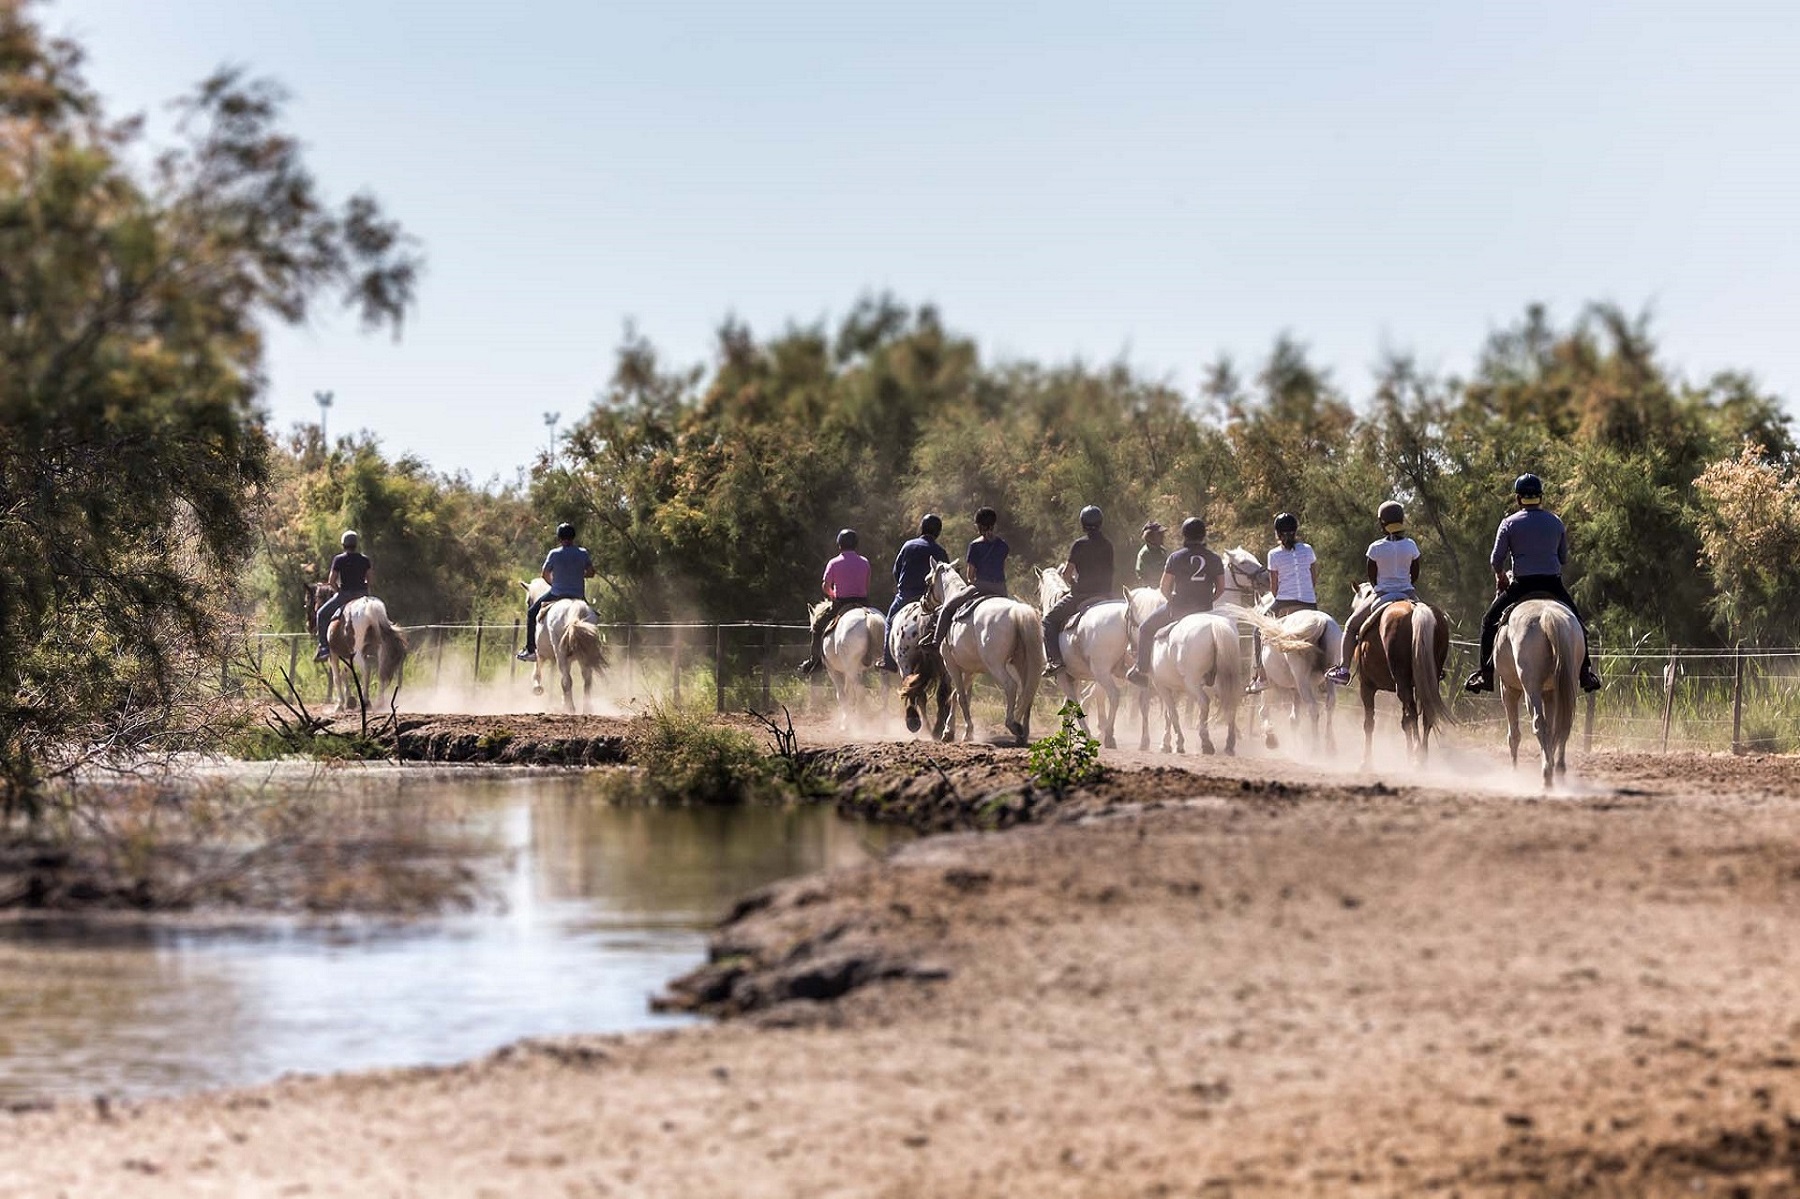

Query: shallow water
0,776,899,1104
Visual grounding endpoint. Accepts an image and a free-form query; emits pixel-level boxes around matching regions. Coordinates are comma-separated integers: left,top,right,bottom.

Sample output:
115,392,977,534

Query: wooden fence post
433,627,446,688
1731,643,1745,756
1583,688,1596,754
472,620,484,684
624,624,635,696
761,623,774,708
1659,645,1678,752
715,624,726,714
508,620,520,682
671,630,682,705
287,636,300,687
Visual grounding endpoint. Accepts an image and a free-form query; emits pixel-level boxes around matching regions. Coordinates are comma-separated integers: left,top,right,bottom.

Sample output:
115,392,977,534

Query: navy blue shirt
1163,544,1223,609
966,536,1009,586
893,536,950,597
331,552,371,594
543,544,593,597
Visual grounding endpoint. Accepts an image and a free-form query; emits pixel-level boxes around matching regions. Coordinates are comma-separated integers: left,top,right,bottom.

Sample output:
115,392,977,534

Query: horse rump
563,616,609,672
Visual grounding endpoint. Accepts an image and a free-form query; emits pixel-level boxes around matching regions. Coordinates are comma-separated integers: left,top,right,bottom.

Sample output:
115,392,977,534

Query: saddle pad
950,592,1009,626
1064,595,1118,634
1497,590,1566,626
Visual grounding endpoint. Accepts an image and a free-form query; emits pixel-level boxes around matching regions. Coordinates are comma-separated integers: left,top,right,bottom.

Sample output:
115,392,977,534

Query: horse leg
1158,685,1183,754
1192,674,1216,756
560,649,576,714
1095,674,1121,751
1137,687,1153,752
1503,684,1522,768
1360,681,1377,771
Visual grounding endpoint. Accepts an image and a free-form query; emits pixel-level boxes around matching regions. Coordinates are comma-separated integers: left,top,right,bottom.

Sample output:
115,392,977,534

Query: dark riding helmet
919,513,943,538
836,528,858,550
340,530,358,549
556,521,577,540
1079,505,1103,529
1180,516,1207,543
1273,512,1299,534
1513,473,1544,502
1378,500,1405,529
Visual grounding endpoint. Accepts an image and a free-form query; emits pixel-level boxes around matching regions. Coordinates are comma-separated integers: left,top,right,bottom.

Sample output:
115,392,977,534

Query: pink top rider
822,551,871,599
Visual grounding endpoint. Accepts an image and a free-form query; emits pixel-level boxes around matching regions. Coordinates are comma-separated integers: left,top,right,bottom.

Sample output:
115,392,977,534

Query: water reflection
0,776,901,1104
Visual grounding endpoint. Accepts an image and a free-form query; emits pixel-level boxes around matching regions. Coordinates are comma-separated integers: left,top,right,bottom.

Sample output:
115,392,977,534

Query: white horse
807,601,886,730
1496,598,1584,789
926,560,1044,744
523,578,607,713
1237,606,1343,752
1131,546,1267,749
1036,569,1133,749
1126,589,1242,755
309,584,408,712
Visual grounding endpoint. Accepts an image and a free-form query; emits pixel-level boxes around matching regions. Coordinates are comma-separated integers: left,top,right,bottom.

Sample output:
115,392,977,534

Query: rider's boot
1245,673,1267,694
314,644,331,662
1042,657,1063,678
1580,662,1603,693
515,648,536,662
1125,647,1150,687
1464,664,1494,693
1324,664,1350,686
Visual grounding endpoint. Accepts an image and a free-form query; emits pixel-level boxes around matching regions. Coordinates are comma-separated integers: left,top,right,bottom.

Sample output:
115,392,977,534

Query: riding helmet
1273,512,1299,534
1180,516,1207,543
557,521,577,540
1378,500,1405,529
341,530,359,549
919,513,943,538
836,528,858,550
1079,505,1104,529
1513,473,1544,502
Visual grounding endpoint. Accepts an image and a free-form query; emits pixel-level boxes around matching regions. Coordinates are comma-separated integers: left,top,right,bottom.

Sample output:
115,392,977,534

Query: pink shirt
822,552,871,599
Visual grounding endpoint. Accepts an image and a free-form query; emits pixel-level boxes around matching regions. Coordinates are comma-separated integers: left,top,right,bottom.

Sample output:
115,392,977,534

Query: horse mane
1037,567,1071,611
808,598,831,623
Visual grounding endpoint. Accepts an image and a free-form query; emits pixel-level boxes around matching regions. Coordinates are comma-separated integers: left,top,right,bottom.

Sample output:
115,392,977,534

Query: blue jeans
315,589,367,647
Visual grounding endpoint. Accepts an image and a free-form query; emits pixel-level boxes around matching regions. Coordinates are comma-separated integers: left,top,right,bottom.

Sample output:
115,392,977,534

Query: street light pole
543,410,561,460
314,390,335,447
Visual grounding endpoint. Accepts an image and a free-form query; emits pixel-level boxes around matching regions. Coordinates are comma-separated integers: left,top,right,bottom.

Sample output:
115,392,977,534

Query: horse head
1220,547,1270,604
523,577,552,604
1123,586,1162,635
928,559,968,606
1038,567,1071,612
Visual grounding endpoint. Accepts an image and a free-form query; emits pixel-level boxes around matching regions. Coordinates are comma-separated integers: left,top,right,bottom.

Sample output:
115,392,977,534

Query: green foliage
627,703,774,805
0,5,417,803
1028,701,1105,792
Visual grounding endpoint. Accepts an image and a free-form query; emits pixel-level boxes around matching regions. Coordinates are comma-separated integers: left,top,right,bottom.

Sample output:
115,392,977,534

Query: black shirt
1067,533,1115,599
1163,544,1222,609
332,551,371,593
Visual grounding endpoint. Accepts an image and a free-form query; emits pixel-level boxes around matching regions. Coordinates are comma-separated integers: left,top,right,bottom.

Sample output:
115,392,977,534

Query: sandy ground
3,735,1800,1196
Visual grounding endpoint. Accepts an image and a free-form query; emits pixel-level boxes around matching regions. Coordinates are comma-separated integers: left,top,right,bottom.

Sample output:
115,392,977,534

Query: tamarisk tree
0,3,419,803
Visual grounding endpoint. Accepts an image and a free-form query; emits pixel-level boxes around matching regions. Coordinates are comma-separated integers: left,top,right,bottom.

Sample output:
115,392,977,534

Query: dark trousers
883,590,926,666
315,589,367,646
808,597,868,662
1043,594,1101,664
1252,600,1317,673
1135,600,1204,673
525,591,584,651
1479,575,1593,673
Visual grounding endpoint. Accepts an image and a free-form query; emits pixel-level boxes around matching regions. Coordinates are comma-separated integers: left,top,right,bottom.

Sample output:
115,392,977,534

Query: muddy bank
4,751,1800,1195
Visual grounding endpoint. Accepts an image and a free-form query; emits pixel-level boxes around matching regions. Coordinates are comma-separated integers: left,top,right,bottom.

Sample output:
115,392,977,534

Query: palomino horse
1036,569,1133,749
1125,589,1242,755
1495,598,1584,789
1346,583,1451,767
925,560,1044,744
891,599,953,738
306,583,408,711
807,601,886,731
1238,606,1343,753
523,578,607,713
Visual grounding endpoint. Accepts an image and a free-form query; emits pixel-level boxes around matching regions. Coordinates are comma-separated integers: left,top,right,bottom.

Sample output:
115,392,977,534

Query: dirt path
3,743,1799,1196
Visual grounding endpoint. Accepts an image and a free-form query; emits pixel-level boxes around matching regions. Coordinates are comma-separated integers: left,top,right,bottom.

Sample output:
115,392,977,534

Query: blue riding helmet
1513,473,1544,502
919,513,942,538
1079,505,1103,529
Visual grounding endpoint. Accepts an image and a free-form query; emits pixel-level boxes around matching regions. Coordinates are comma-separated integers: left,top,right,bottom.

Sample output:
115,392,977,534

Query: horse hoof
1201,743,1216,756
531,685,544,696
1265,733,1279,750
905,709,922,733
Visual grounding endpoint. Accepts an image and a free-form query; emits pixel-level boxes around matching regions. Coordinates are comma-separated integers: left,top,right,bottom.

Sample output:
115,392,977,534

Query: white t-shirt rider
1367,536,1421,598
1267,543,1317,603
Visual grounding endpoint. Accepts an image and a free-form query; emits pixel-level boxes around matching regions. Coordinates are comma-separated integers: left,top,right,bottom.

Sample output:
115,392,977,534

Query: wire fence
232,620,1800,754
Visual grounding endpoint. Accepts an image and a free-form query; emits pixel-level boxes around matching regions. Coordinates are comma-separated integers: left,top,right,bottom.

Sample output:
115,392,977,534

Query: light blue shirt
1490,508,1568,579
543,544,592,597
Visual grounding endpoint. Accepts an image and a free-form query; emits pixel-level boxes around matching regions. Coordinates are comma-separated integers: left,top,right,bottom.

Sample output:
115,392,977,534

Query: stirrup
1580,669,1603,694
1042,660,1063,677
1125,667,1147,687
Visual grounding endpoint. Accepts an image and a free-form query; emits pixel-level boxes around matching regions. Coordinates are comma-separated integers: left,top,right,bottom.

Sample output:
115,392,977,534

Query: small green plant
1027,700,1105,792
628,701,774,804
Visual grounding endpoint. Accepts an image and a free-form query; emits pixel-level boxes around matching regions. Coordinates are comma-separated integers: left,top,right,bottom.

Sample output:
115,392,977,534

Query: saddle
947,589,1008,628
1064,594,1115,635
1496,589,1569,627
820,600,878,640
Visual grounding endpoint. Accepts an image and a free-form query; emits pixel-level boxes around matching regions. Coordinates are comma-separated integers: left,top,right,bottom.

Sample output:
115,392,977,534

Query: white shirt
1367,537,1420,596
1268,543,1317,603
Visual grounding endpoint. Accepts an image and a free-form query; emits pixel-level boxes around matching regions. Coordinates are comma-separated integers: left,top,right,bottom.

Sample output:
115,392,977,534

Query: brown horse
1349,584,1452,768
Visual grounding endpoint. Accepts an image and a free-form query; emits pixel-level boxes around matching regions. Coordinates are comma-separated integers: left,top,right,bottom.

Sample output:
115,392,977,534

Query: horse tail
567,616,608,672
1037,568,1067,613
863,611,886,672
1013,602,1045,735
1553,608,1582,740
1210,617,1241,699
1409,604,1452,731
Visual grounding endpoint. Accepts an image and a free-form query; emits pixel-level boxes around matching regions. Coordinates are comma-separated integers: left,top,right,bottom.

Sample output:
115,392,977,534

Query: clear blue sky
50,0,1800,482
